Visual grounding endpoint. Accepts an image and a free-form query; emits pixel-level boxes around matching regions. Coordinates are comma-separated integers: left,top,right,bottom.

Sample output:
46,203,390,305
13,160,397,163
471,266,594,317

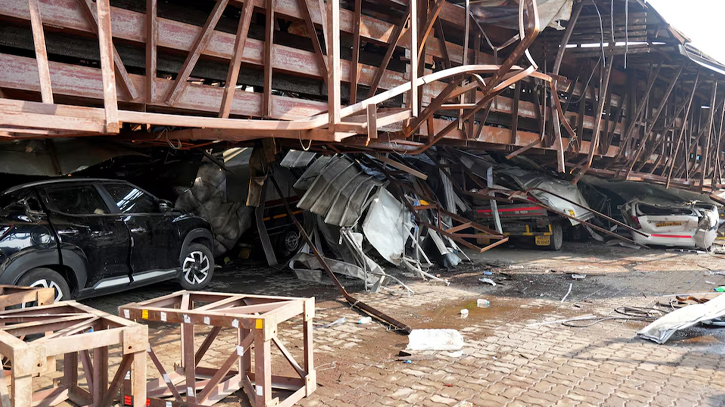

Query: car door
99,183,179,273
39,183,131,287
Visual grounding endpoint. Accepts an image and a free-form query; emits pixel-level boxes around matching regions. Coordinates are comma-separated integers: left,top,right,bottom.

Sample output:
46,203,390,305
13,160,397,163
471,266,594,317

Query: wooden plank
164,0,230,106
94,0,119,133
28,0,53,103
145,0,157,104
78,0,139,101
219,0,255,118
197,334,253,403
349,0,362,104
263,0,275,118
327,0,341,126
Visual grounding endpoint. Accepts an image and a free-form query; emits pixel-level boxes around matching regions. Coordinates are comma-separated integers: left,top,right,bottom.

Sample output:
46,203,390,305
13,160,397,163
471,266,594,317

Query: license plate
535,236,550,246
656,221,683,227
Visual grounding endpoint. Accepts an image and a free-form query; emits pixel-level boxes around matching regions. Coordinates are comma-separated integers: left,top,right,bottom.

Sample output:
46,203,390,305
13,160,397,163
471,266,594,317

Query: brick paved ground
47,243,725,406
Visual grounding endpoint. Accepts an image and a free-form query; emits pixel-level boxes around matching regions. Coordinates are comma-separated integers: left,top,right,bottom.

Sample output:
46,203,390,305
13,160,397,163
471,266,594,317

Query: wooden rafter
296,0,328,86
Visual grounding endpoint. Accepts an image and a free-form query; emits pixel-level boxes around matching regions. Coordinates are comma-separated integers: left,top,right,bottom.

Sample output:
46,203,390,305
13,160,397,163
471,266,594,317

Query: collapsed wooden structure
119,291,316,407
1,0,725,190
0,301,148,407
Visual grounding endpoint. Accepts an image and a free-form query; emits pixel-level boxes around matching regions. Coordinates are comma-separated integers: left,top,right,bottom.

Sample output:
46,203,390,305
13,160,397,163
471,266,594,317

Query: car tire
179,243,215,290
276,228,301,258
16,268,71,304
547,222,564,251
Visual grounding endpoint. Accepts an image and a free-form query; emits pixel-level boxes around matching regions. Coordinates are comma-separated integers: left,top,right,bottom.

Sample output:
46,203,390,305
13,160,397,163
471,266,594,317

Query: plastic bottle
477,299,491,308
358,316,373,324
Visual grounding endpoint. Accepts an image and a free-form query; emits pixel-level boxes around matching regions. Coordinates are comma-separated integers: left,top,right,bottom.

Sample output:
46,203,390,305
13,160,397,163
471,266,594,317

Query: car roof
2,178,128,195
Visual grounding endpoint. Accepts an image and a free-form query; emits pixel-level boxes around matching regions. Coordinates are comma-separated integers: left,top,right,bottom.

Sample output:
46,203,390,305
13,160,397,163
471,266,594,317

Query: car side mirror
159,200,173,213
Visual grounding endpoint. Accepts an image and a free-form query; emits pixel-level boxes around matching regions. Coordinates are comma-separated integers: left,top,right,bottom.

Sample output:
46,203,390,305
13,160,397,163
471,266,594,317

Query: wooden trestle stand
119,290,316,407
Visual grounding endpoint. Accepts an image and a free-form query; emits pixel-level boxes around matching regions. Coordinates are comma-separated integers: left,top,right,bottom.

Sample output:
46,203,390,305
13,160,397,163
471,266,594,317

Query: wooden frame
119,291,316,407
0,285,54,310
0,301,148,407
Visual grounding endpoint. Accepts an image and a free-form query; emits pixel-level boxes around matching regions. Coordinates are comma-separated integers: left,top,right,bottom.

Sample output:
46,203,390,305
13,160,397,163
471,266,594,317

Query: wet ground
73,241,725,406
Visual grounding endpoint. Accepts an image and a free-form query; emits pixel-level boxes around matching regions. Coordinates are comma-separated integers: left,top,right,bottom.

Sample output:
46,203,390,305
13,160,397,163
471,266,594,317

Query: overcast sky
646,0,725,65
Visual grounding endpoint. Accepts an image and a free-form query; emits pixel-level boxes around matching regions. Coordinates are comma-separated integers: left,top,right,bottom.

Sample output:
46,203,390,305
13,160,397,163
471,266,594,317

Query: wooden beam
349,0,362,104
164,0,229,105
95,0,119,133
219,0,254,118
327,0,341,126
78,0,139,101
145,0,157,104
263,0,275,117
27,0,53,103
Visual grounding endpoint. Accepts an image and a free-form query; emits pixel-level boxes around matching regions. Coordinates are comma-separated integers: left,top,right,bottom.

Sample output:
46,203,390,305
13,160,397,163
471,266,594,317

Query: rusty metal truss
1,0,725,189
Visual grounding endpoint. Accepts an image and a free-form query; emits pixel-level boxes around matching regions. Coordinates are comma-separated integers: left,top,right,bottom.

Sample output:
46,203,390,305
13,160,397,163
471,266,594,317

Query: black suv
0,179,215,301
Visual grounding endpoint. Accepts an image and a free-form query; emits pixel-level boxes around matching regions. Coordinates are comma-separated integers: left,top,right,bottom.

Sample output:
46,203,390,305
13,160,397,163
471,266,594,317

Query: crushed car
468,165,594,250
623,197,719,250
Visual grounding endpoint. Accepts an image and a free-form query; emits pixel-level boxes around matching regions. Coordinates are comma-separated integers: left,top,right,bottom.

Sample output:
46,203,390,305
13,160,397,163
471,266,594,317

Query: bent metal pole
269,173,413,334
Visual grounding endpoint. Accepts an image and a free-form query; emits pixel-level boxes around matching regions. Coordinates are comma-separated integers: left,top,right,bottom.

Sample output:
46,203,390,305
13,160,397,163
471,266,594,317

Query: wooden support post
95,0,120,133
145,0,157,104
327,0,341,126
164,0,230,105
303,298,315,396
79,0,139,101
132,351,146,407
410,0,418,117
28,0,53,104
12,375,33,407
349,0,362,104
263,0,275,118
182,322,196,403
254,330,272,406
219,0,254,118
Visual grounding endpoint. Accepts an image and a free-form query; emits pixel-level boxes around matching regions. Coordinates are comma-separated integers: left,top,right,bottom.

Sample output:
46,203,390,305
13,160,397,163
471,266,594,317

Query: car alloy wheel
182,250,211,285
26,279,64,304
